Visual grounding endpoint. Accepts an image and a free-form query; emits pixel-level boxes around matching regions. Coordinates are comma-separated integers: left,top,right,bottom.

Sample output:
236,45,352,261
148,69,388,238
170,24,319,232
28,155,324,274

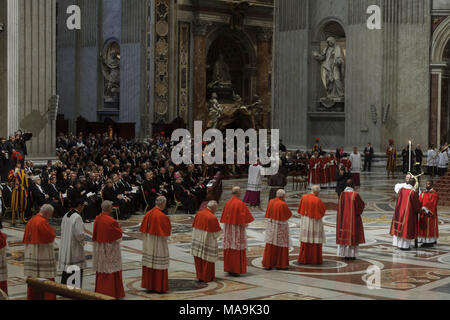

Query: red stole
193,208,221,233
337,191,365,246
265,198,292,222
140,208,172,236
390,188,421,239
23,215,56,244
220,197,254,225
93,213,123,243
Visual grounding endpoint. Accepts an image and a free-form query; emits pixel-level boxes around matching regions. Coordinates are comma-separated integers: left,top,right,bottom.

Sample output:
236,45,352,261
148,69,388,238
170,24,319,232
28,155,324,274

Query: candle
408,140,411,173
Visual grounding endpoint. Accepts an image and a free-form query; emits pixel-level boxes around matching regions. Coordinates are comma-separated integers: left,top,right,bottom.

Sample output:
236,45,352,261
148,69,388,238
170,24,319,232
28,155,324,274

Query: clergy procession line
0,172,440,299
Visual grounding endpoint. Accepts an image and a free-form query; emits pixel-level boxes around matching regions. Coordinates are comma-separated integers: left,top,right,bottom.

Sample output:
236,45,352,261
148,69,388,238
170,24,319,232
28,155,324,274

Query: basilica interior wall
274,0,431,153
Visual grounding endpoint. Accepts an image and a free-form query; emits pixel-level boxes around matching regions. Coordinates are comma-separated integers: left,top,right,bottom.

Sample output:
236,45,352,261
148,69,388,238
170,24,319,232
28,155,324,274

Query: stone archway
430,16,450,147
205,26,257,104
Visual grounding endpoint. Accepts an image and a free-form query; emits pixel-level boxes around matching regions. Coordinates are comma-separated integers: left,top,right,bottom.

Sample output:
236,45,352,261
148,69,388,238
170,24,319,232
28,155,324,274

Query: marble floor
2,171,450,300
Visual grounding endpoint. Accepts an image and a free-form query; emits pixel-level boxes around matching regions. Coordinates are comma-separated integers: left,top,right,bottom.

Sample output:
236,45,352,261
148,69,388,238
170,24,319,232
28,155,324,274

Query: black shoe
276,267,289,270
399,247,411,251
263,268,272,271
228,272,240,277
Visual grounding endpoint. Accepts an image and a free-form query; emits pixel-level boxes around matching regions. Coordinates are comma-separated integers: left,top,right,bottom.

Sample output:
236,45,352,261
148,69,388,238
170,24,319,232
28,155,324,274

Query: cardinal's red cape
298,193,326,220
193,208,221,233
337,191,365,246
93,213,123,243
265,198,292,222
23,215,56,244
140,208,172,236
220,196,254,225
390,188,421,240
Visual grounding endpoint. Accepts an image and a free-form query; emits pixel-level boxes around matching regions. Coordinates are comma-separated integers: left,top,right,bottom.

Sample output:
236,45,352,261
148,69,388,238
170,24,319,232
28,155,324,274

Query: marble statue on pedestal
313,37,345,108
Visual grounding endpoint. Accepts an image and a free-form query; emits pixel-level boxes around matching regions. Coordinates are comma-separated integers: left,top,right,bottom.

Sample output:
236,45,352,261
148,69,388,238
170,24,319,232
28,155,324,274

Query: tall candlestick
408,140,411,173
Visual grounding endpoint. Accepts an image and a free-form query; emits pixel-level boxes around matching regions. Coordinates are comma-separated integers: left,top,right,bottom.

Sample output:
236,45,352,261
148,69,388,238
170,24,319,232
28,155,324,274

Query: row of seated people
0,168,223,222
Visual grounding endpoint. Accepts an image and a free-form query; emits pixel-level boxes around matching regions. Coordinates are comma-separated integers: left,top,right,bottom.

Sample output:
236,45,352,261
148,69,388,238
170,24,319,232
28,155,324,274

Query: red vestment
319,157,329,185
262,198,292,269
192,209,221,282
308,158,321,185
23,215,56,300
337,191,365,246
340,159,352,171
140,208,172,292
220,197,254,274
0,231,7,295
419,190,439,239
390,188,421,240
297,194,326,265
328,157,337,182
93,213,125,299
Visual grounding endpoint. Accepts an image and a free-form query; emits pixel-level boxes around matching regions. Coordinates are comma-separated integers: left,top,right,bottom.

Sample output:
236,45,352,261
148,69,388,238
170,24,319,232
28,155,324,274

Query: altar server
58,199,86,288
243,160,263,209
418,180,439,247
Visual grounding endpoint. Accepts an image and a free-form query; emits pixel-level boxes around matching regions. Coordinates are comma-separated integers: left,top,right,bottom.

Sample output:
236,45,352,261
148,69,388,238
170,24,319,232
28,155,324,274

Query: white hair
155,196,167,207
40,204,54,215
207,201,219,210
276,189,286,198
311,185,321,193
101,200,113,211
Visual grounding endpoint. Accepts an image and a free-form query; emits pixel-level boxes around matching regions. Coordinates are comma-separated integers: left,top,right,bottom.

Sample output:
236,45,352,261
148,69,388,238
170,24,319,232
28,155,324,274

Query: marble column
430,73,439,147
193,21,209,126
256,28,272,128
430,63,449,148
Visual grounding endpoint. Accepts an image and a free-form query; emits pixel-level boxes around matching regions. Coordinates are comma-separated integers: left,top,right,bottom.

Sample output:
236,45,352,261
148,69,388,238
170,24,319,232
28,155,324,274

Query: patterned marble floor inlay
2,171,450,300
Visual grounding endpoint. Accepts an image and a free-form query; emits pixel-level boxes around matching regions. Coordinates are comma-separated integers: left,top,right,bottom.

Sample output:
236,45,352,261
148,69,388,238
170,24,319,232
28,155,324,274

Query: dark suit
363,146,374,171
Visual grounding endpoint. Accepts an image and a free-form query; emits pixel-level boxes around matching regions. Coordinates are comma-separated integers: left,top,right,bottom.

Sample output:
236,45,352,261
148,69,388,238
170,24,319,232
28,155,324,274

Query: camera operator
14,130,33,165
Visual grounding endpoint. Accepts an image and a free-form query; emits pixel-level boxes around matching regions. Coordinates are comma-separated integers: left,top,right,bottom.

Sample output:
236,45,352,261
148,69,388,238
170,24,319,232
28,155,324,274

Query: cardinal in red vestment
191,201,222,282
418,180,439,247
336,180,365,260
309,152,321,187
0,229,7,295
23,204,57,300
328,154,338,184
140,196,172,293
262,190,292,270
220,187,254,276
297,186,326,265
390,178,422,250
93,201,125,299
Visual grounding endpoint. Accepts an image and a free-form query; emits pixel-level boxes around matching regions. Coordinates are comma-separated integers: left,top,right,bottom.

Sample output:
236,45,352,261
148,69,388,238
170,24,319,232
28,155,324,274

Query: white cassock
349,153,362,173
58,210,86,274
247,165,262,192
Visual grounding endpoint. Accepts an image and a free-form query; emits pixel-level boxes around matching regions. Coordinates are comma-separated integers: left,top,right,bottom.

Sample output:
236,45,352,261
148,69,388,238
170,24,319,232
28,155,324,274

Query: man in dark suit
29,176,51,209
45,175,65,217
363,143,374,172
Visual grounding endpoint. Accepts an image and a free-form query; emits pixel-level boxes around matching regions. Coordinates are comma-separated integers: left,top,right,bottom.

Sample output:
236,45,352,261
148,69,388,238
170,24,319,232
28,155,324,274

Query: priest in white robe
58,198,86,288
243,159,263,209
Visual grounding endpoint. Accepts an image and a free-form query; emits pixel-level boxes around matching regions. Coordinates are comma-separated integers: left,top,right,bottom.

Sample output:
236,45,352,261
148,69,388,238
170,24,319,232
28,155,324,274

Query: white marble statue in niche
313,37,345,108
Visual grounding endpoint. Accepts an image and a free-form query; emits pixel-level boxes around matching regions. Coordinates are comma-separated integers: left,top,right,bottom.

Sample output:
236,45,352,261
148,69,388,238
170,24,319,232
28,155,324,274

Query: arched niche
205,26,257,103
312,20,346,112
